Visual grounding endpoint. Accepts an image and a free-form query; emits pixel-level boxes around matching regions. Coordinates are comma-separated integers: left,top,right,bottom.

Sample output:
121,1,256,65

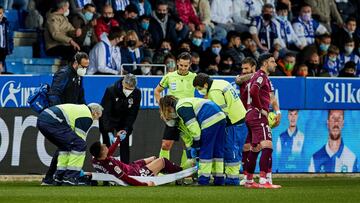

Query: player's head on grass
193,73,212,95
159,95,178,121
90,141,108,160
176,52,192,76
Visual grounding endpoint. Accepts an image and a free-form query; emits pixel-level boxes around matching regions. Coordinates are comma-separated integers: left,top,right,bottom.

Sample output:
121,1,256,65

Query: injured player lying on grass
89,133,194,186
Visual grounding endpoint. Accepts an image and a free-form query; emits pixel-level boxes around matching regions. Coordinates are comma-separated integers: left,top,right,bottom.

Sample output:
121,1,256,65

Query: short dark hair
328,110,344,120
276,2,288,11
177,52,192,61
211,39,222,46
89,141,102,159
242,57,257,67
125,3,139,14
108,27,126,40
346,16,357,24
156,0,168,8
258,53,273,67
344,61,356,70
284,52,296,59
73,52,89,64
226,31,241,42
193,73,210,87
55,0,68,10
263,3,274,10
83,3,96,10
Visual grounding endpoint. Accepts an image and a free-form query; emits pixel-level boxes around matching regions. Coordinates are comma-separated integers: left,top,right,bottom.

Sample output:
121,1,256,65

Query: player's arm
107,137,121,157
249,81,262,111
235,73,254,85
270,92,281,127
209,90,228,114
177,106,201,149
154,85,164,104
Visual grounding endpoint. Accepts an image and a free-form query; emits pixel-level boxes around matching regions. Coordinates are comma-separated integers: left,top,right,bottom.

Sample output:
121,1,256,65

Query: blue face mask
141,22,149,30
319,44,330,52
212,47,221,55
192,38,203,47
84,12,94,21
277,15,287,21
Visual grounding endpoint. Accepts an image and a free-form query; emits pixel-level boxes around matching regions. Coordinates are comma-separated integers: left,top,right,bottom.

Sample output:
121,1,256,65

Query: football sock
246,151,259,180
259,148,273,179
242,150,249,174
159,149,170,160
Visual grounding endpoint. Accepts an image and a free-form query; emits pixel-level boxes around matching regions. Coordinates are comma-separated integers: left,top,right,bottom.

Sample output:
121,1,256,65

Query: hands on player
116,130,127,141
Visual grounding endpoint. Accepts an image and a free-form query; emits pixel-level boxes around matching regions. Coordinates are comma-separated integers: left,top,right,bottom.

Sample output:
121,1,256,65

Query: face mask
169,112,178,119
156,12,166,20
192,38,203,47
212,47,221,55
191,64,199,72
127,40,136,47
329,56,337,62
123,89,134,97
221,63,232,70
84,12,93,21
141,21,150,30
103,17,111,23
285,63,294,71
76,67,87,76
165,119,176,127
302,13,311,21
278,15,287,21
141,66,151,74
345,46,354,54
197,88,207,95
167,61,176,69
319,44,330,52
64,9,70,17
263,14,272,21
298,71,307,77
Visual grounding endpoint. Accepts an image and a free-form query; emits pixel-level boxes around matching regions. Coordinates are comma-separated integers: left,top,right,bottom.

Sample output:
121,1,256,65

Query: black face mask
103,17,111,23
156,12,166,20
128,40,136,47
191,64,200,72
221,63,232,70
263,14,272,21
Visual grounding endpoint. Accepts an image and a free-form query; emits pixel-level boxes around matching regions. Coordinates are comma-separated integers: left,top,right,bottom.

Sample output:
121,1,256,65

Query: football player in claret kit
90,133,185,186
243,54,281,189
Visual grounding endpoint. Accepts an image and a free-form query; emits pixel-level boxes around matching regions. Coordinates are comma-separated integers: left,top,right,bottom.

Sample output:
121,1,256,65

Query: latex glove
116,130,127,141
108,132,115,144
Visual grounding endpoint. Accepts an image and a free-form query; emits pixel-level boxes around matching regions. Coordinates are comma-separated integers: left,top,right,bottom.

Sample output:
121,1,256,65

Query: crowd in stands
1,0,360,78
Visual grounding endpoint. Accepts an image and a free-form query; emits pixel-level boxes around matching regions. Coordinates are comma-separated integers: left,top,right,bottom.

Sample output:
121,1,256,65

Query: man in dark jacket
41,52,89,185
0,6,13,73
99,74,141,164
148,0,188,49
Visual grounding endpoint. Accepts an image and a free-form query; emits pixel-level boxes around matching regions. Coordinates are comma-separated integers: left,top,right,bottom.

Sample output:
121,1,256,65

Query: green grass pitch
1,177,359,203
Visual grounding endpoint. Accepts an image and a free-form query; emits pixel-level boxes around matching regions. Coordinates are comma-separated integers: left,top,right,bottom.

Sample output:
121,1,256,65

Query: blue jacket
0,16,14,55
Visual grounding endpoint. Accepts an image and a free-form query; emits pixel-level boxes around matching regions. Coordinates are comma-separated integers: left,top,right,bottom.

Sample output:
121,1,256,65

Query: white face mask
169,112,178,119
76,67,87,76
141,66,151,75
64,9,70,17
197,88,207,95
345,46,354,54
123,89,134,97
165,119,176,127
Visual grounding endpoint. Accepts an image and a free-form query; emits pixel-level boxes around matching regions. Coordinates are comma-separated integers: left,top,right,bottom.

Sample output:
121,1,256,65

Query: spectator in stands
304,0,343,32
112,0,130,12
338,37,360,77
95,4,119,41
148,0,188,49
292,3,328,48
115,3,139,32
322,45,341,77
333,17,359,50
275,2,305,50
25,0,44,30
152,39,172,64
71,3,97,53
218,54,236,75
138,15,152,51
335,0,357,24
272,52,296,76
190,52,200,73
241,32,260,61
42,52,89,185
338,61,357,77
121,30,145,74
200,39,222,71
210,0,234,32
44,0,81,61
249,4,284,52
132,56,152,75
306,52,322,77
87,27,125,75
130,0,152,16
0,6,13,73
69,0,93,13
299,33,332,66
191,0,226,41
190,30,204,55
163,53,176,74
233,0,264,32
222,31,244,70
295,64,309,77
175,0,204,33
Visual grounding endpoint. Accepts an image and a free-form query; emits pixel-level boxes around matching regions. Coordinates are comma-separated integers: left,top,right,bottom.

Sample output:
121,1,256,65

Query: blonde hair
159,95,178,120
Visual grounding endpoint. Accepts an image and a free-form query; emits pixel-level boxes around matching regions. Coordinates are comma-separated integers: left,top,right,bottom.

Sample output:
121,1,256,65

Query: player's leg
240,138,251,186
159,126,178,160
143,156,157,164
211,120,227,186
120,134,130,164
145,158,182,175
224,125,241,186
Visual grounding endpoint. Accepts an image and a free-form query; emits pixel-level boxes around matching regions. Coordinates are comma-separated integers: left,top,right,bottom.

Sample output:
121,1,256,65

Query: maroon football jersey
248,70,271,112
240,79,251,110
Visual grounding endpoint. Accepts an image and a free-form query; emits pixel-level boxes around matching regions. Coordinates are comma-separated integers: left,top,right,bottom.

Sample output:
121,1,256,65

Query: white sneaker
240,178,247,186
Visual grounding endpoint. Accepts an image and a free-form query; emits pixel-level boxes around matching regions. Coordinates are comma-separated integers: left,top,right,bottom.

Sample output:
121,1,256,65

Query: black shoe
41,178,54,186
62,177,78,186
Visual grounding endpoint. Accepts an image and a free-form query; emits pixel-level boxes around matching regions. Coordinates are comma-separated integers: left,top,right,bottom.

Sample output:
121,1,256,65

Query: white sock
259,177,267,184
242,175,247,180
266,173,272,184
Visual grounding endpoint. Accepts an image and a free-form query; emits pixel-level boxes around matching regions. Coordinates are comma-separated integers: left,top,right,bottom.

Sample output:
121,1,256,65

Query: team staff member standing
37,103,103,185
193,73,247,185
99,74,141,164
41,52,90,185
154,52,196,165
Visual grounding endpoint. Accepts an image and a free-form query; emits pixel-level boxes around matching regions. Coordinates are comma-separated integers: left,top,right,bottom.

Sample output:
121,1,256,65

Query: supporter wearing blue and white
87,28,124,75
233,0,265,32
249,4,285,52
322,45,341,77
112,0,130,12
210,0,235,31
276,110,305,172
275,3,305,50
309,110,358,173
121,30,144,74
338,37,360,77
292,4,328,47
